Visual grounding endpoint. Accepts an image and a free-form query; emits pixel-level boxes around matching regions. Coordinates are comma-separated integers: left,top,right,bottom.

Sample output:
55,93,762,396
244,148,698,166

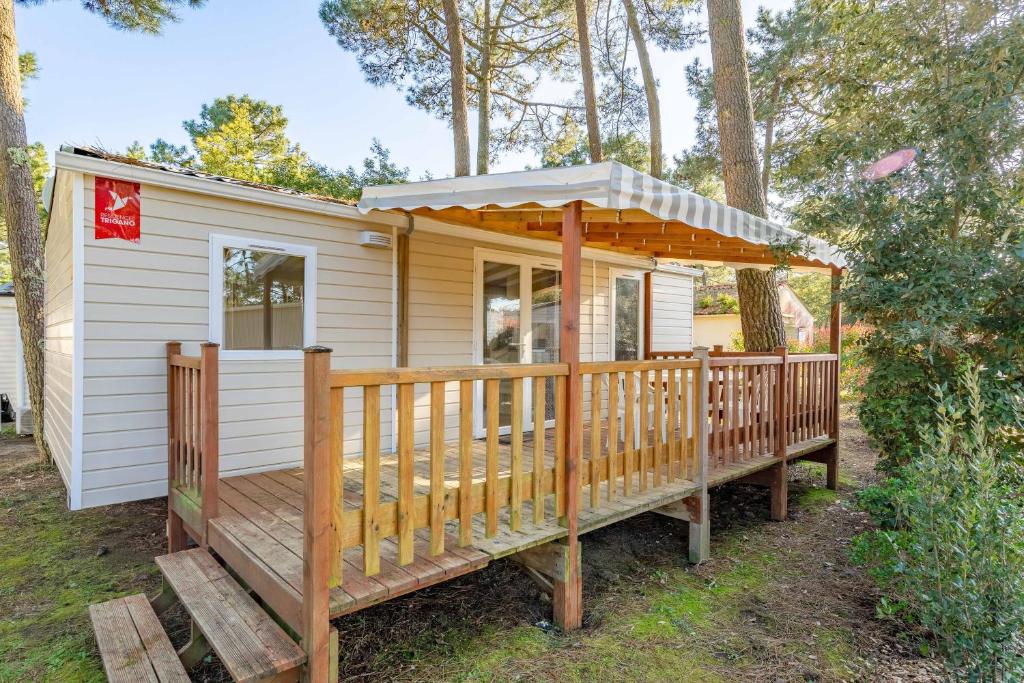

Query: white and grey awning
358,161,843,269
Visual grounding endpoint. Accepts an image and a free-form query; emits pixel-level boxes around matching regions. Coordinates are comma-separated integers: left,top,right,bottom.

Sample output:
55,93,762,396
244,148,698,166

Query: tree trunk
706,0,784,352
622,0,661,177
442,0,471,176
761,77,782,198
574,0,601,162
736,268,785,350
0,0,46,459
476,0,491,175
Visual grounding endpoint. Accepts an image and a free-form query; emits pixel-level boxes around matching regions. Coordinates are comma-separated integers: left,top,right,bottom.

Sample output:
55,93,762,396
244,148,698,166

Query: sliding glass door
478,253,561,434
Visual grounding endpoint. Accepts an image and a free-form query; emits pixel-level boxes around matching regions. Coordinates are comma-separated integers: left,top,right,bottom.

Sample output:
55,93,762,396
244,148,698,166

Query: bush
728,322,869,400
852,368,1024,680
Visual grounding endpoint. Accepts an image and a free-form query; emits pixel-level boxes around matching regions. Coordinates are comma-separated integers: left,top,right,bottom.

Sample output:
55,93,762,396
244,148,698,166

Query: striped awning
358,161,843,268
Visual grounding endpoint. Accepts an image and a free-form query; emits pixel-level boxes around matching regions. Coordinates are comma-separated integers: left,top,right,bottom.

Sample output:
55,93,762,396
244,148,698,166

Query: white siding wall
44,171,76,491
79,175,395,507
69,170,694,507
0,299,16,403
650,271,694,352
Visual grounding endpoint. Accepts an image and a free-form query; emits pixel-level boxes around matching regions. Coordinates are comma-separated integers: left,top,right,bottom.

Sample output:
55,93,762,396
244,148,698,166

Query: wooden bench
156,548,306,683
90,593,189,682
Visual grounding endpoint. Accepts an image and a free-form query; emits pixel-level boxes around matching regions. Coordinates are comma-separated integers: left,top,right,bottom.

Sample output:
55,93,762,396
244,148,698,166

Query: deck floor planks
213,429,834,620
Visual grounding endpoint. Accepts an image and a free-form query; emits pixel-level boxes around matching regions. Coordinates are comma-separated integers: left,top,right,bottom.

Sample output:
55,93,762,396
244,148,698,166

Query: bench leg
178,621,211,670
149,582,177,616
687,492,710,564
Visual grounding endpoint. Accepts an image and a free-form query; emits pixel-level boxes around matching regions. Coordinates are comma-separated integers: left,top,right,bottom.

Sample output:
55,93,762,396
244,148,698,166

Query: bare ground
0,409,941,682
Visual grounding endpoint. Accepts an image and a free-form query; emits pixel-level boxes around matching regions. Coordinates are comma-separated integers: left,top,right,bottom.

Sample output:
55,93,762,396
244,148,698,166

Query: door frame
609,268,647,361
473,247,562,437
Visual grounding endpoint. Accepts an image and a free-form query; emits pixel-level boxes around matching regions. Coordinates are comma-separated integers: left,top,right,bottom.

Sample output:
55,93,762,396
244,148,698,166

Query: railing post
770,346,789,521
199,343,219,546
688,347,711,564
165,342,187,554
302,346,335,682
555,200,584,631
827,268,843,489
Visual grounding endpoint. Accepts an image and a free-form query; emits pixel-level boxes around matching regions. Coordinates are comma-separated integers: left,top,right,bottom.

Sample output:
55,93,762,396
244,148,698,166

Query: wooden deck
208,424,833,629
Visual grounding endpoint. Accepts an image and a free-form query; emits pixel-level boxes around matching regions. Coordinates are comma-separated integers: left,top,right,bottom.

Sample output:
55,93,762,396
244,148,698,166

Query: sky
17,0,792,180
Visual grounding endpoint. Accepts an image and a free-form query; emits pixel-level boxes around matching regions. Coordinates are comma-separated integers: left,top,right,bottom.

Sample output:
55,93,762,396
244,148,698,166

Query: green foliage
786,273,830,326
697,295,713,310
17,0,205,34
542,131,653,172
717,293,738,314
0,143,48,283
129,96,409,200
852,369,1024,680
768,0,1024,472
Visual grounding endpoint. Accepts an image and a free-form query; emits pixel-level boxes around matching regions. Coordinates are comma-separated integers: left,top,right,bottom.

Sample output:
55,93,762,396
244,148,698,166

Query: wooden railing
165,342,219,549
707,353,785,472
579,358,703,507
785,354,839,446
316,361,571,585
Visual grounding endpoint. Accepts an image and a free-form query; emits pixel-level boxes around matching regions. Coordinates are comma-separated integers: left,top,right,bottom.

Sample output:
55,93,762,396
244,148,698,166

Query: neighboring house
693,281,816,348
41,147,701,509
0,282,31,434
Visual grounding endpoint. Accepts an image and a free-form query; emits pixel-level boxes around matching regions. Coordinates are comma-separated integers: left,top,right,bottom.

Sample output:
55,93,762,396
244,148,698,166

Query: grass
0,453,164,683
1,409,935,681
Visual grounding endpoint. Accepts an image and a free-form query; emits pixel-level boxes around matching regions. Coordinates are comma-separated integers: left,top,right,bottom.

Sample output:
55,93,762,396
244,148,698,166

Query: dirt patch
0,409,941,682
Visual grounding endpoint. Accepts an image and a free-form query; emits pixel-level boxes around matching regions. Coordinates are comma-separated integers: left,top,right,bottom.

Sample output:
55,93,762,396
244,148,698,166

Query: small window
210,235,316,358
611,272,644,361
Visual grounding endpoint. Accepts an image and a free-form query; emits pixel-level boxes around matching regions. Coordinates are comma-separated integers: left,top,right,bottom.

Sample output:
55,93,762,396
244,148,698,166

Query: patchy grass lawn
0,409,940,682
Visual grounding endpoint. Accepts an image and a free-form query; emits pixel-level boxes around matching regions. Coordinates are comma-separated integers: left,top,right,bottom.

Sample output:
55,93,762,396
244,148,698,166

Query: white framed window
609,269,645,361
209,233,317,360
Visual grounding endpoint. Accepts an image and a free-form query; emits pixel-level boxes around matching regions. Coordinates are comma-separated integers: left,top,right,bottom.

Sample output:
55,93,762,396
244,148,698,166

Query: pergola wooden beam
409,204,835,270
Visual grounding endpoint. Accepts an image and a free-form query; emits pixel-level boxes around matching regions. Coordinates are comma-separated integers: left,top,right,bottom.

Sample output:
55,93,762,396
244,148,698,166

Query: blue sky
17,0,791,180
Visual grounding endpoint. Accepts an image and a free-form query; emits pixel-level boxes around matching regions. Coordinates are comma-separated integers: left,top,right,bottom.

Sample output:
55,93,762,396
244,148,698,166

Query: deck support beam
557,201,584,631
689,347,712,563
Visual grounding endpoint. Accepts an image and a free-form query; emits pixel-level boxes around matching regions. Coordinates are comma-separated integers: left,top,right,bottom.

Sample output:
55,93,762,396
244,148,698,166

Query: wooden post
688,347,711,563
396,231,410,367
712,344,724,356
826,268,842,490
642,271,653,358
165,341,187,554
770,345,789,521
302,346,335,682
199,342,219,545
555,201,583,631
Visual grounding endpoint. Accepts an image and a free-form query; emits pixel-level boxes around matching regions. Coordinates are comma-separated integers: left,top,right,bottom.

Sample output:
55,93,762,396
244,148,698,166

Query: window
209,234,316,358
611,271,644,361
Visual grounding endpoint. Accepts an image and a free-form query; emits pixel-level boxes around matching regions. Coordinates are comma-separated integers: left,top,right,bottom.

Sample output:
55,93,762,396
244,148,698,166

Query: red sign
94,176,141,242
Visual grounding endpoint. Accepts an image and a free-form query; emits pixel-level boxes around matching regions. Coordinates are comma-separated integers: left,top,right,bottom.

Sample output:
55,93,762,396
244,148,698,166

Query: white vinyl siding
44,171,76,491
650,271,695,352
0,299,16,403
79,175,394,508
57,167,695,508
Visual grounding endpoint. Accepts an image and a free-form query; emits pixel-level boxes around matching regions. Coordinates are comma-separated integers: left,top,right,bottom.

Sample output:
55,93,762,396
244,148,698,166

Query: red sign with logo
94,176,141,242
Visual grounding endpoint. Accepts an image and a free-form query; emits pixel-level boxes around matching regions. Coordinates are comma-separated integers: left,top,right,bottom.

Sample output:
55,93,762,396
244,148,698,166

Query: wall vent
358,230,393,249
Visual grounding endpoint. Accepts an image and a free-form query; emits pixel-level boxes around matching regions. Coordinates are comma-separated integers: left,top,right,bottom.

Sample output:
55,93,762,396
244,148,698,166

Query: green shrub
717,293,739,314
697,295,713,310
852,368,1024,680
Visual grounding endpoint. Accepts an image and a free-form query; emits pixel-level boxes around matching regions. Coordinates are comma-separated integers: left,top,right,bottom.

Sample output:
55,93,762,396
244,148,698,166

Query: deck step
89,593,189,683
156,548,306,683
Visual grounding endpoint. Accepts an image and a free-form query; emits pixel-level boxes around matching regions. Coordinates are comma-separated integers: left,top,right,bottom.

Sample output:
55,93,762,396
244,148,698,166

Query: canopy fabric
358,161,843,269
